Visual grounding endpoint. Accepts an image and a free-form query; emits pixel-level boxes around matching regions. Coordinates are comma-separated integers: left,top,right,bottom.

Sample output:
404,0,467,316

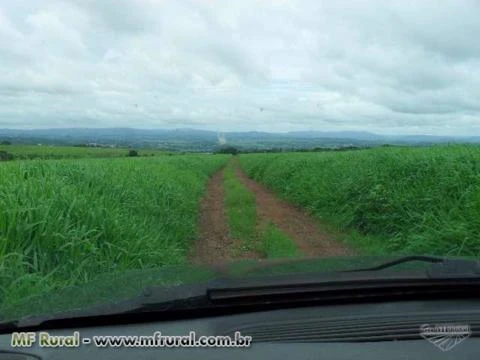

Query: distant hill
287,131,384,141
0,127,479,152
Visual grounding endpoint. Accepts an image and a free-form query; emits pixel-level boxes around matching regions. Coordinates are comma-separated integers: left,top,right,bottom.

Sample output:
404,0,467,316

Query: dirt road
235,167,353,257
190,170,235,264
191,160,352,263
190,169,259,265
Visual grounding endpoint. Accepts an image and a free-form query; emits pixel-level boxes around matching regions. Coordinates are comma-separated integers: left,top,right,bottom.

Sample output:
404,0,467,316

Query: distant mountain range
0,128,479,152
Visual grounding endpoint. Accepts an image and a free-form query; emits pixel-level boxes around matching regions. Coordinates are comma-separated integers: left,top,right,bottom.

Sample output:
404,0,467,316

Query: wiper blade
0,283,210,332
342,255,444,272
207,257,480,304
3,257,479,333
343,255,480,278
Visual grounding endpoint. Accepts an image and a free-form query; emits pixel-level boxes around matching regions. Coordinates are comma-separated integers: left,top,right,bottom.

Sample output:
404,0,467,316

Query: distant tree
127,149,139,157
0,140,11,145
216,146,239,155
0,151,14,161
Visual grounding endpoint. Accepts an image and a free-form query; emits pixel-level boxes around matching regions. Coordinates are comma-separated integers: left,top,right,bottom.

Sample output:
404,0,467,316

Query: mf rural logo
420,324,471,351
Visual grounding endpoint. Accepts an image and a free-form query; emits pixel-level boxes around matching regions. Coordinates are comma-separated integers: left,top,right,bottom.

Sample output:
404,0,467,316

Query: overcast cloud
1,0,480,135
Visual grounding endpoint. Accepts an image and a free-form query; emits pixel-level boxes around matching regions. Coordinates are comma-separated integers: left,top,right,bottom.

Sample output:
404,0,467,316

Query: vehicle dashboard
1,299,477,360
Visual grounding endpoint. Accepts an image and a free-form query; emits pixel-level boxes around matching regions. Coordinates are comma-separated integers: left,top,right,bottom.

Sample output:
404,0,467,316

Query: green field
0,144,169,160
0,155,229,311
3,144,480,319
239,145,480,257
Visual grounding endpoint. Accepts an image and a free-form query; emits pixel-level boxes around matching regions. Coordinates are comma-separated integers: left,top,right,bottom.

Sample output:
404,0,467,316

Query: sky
1,0,480,135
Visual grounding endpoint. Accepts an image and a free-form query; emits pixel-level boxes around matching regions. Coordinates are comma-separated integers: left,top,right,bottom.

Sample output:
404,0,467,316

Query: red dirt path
235,167,353,257
191,161,353,263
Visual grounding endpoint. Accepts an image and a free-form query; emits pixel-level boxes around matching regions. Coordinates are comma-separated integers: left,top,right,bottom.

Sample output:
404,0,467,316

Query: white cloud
0,0,479,135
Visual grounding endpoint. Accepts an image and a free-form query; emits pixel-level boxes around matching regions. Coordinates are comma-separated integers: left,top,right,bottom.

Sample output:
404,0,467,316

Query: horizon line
0,127,477,138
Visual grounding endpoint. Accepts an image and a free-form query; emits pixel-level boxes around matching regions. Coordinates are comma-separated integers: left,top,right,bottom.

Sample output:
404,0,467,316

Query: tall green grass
0,144,168,160
0,155,229,310
239,145,480,257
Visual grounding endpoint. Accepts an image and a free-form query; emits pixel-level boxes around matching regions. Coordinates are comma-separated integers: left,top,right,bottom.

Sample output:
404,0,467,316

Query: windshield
1,0,480,322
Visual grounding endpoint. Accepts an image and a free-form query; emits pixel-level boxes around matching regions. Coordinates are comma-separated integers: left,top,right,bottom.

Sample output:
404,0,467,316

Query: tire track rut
235,167,353,257
191,160,353,263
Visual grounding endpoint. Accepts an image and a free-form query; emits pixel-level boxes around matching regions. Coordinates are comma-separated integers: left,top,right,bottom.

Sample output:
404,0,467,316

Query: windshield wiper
2,257,479,333
0,283,211,333
342,255,480,278
341,255,444,271
207,257,480,303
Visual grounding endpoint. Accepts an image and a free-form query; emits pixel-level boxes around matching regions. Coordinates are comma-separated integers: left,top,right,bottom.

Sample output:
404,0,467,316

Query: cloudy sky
1,0,480,135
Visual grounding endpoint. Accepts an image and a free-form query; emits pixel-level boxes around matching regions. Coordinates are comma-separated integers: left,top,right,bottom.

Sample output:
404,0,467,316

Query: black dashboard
0,299,478,359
